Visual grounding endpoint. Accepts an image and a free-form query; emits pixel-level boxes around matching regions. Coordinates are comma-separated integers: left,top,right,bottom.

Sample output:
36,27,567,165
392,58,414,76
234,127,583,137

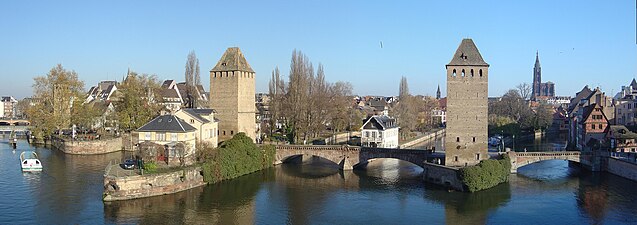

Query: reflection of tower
445,39,489,167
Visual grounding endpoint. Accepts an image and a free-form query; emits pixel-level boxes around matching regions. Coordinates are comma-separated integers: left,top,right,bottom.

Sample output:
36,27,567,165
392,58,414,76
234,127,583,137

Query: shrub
201,133,277,183
459,154,511,192
144,161,158,173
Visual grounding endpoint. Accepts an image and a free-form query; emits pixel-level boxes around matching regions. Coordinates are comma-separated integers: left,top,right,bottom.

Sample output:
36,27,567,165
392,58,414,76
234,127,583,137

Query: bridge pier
339,157,354,170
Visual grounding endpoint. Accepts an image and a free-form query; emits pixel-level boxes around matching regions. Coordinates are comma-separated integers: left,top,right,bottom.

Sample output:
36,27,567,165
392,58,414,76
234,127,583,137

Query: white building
361,115,399,148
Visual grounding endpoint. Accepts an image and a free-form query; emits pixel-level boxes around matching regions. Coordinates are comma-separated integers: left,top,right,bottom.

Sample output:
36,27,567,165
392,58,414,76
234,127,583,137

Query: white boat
20,151,42,171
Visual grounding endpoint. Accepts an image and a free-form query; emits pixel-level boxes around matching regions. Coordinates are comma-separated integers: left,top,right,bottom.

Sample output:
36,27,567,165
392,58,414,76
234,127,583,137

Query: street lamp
513,134,516,151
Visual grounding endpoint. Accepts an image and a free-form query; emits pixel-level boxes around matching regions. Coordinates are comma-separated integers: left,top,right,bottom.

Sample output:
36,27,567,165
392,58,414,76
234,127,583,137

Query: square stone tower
210,47,256,142
445,39,489,167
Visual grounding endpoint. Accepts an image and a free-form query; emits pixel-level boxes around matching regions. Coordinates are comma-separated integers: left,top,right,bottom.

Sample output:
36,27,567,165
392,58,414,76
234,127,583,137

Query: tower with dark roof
445,39,489,167
209,47,256,142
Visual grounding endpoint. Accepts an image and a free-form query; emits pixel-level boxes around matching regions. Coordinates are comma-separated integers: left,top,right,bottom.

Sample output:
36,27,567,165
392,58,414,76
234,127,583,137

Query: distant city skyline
1,1,636,99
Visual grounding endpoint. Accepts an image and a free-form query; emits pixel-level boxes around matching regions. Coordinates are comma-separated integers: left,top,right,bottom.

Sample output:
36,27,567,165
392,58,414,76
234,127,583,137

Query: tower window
452,69,457,77
471,69,474,77
479,69,483,77
231,130,234,135
456,137,460,142
461,69,465,77
223,130,226,135
476,153,480,160
473,137,476,142
454,156,459,162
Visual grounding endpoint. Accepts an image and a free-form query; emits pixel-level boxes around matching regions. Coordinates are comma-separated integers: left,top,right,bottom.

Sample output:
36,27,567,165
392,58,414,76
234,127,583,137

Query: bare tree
184,51,200,108
517,82,532,101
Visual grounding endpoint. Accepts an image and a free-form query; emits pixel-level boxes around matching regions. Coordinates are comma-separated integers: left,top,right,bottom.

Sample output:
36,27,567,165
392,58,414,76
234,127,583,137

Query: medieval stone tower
210,47,256,142
445,39,489,167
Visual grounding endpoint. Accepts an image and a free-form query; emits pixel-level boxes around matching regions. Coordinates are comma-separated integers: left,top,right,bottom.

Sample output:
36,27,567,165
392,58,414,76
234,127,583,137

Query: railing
516,151,582,157
610,152,637,164
275,145,360,152
104,160,114,176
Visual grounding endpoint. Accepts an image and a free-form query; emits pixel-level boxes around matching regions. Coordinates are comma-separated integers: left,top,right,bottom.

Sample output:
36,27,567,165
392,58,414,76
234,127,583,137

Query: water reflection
3,139,637,224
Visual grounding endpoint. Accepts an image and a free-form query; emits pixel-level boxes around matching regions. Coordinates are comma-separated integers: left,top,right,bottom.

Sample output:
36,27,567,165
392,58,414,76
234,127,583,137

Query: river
1,139,637,224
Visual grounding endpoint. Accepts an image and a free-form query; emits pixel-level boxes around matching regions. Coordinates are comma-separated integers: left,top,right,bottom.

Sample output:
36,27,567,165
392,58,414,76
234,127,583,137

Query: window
171,133,177,141
379,132,382,139
599,124,603,129
454,156,459,162
470,69,474,77
456,137,460,142
230,130,234,135
479,69,483,77
223,130,226,136
473,137,476,142
452,69,457,77
145,133,151,141
156,133,166,141
190,119,195,124
461,69,465,77
476,153,480,160
371,132,376,138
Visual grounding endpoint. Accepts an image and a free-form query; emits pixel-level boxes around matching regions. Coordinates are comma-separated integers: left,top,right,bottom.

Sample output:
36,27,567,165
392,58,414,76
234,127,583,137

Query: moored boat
20,151,42,171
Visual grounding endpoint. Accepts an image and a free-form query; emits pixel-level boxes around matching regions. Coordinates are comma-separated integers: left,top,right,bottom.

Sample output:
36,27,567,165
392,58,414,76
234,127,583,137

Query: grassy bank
459,155,511,192
198,133,276,183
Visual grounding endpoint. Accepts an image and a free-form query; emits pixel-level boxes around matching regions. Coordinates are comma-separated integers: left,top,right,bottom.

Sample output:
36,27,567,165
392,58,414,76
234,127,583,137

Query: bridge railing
275,145,361,152
515,151,583,157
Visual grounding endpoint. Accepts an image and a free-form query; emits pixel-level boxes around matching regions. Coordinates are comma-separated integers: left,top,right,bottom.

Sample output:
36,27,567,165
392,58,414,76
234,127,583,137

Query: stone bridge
274,145,432,170
507,151,592,173
0,119,30,126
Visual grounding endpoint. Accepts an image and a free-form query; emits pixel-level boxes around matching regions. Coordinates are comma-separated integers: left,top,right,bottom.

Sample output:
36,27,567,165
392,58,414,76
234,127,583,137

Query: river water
1,139,637,224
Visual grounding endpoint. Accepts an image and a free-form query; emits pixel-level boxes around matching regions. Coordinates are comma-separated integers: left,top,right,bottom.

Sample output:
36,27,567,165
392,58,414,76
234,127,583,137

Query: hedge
459,154,511,192
200,133,276,183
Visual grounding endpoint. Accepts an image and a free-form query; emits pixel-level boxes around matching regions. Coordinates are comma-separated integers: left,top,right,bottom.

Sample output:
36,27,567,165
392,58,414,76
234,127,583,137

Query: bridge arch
508,151,585,173
274,145,360,170
354,157,425,169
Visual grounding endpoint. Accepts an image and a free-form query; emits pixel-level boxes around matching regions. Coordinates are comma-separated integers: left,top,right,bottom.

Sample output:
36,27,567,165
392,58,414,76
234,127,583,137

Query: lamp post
513,134,516,151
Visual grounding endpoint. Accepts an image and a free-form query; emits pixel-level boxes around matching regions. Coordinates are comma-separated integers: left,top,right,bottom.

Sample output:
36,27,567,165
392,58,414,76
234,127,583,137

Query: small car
120,159,137,170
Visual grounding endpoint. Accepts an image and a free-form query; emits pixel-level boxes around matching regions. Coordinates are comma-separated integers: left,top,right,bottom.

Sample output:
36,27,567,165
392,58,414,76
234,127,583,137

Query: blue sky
1,0,635,99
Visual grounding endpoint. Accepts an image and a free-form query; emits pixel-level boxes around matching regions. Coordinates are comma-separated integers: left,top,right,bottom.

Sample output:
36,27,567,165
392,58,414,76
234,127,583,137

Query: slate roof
137,115,196,133
631,79,637,90
160,89,181,101
362,115,399,131
211,47,254,73
181,108,211,123
567,85,593,114
608,125,637,139
447,39,489,66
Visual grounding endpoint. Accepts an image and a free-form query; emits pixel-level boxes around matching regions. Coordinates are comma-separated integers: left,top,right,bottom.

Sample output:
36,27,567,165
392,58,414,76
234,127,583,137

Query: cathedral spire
436,84,441,99
535,51,541,68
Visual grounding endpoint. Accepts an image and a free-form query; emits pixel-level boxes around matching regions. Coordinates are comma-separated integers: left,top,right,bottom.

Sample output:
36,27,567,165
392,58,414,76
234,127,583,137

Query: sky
0,0,636,99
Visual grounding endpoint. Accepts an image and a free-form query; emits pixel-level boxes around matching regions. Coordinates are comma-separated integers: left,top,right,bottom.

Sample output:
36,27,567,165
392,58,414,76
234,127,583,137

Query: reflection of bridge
275,145,431,170
0,119,30,125
507,151,591,173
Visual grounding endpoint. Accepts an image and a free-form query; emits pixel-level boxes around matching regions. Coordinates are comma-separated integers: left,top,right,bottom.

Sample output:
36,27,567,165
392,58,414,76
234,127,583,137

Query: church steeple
534,51,541,68
436,85,441,99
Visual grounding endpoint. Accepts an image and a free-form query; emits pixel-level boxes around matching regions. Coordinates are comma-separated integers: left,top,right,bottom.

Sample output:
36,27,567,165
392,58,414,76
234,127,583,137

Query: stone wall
51,136,123,155
103,166,205,201
422,162,464,191
605,157,637,182
400,129,445,149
